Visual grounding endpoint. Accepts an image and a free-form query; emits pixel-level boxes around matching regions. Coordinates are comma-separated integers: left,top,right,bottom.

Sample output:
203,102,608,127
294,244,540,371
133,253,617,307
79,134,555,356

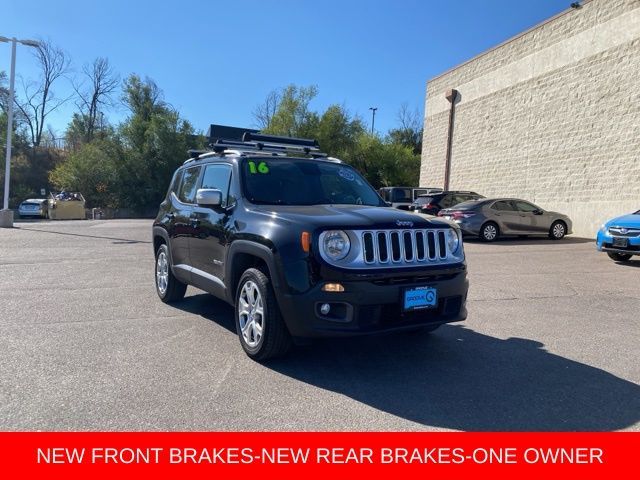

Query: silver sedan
438,198,573,242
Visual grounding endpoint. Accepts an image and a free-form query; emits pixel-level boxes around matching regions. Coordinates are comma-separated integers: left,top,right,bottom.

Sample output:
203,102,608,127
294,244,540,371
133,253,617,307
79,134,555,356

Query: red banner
0,432,636,479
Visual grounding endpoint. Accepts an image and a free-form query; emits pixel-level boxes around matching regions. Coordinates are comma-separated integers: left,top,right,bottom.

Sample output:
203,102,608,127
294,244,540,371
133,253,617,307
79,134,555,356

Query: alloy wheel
553,223,565,238
238,281,264,348
483,224,497,241
156,251,169,295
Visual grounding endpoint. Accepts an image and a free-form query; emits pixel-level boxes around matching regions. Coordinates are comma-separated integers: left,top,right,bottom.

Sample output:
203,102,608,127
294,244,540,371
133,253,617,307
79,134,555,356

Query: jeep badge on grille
396,220,414,228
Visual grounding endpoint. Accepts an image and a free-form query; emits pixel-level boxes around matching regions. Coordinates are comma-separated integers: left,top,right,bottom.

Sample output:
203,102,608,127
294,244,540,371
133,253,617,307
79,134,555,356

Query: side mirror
196,188,222,208
533,209,544,215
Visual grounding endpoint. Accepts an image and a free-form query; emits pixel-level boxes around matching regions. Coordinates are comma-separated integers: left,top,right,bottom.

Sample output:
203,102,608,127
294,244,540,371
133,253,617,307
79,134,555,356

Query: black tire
549,220,567,240
235,268,292,361
607,252,632,262
155,243,187,303
480,222,499,242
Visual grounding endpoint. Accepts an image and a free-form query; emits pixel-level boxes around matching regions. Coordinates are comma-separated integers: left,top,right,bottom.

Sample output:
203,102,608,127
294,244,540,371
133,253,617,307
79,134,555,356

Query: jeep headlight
322,230,351,260
446,229,461,254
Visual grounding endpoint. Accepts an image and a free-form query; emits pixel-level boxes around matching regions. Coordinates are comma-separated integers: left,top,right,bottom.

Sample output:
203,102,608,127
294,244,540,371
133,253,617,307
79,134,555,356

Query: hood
248,204,456,230
606,212,640,228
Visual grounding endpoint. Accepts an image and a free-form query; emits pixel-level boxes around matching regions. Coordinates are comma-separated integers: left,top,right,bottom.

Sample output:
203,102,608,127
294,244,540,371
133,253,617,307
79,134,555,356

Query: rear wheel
549,221,567,240
607,252,632,262
480,222,499,242
155,244,187,303
235,268,292,361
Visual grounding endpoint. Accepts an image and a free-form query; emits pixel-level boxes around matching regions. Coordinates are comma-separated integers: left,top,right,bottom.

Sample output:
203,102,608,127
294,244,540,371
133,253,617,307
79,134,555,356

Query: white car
18,199,48,219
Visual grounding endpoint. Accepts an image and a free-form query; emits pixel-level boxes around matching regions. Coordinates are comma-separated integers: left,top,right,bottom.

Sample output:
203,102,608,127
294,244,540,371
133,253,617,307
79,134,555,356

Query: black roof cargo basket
206,124,258,144
242,132,319,148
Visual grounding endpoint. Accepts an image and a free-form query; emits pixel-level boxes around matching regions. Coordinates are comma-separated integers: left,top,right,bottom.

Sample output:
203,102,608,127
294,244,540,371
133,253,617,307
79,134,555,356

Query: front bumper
277,266,468,338
596,229,640,255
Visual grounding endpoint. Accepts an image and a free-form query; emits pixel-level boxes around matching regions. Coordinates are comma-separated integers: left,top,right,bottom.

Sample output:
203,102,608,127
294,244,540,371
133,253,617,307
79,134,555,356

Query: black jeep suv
152,128,469,360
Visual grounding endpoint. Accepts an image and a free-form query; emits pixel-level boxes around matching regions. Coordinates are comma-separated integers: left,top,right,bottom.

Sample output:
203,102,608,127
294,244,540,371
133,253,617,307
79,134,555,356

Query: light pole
369,107,378,134
0,36,40,228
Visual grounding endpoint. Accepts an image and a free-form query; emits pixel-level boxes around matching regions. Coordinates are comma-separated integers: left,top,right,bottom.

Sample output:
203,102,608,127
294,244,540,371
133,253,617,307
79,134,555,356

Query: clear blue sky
4,0,570,137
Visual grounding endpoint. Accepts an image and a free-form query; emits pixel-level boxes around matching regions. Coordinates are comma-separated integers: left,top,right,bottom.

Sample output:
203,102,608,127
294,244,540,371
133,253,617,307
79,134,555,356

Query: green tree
116,74,201,210
347,135,420,189
262,85,319,138
315,105,365,157
49,140,122,208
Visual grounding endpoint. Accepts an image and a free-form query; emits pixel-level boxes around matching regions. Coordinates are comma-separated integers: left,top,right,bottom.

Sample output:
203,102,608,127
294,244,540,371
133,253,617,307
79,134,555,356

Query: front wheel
549,221,567,240
607,252,632,262
235,268,291,361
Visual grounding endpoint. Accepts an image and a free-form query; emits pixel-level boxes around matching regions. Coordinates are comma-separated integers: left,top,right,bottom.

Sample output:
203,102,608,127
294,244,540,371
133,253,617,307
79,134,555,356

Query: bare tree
252,89,282,129
14,40,72,147
389,103,423,154
397,102,422,133
73,57,119,141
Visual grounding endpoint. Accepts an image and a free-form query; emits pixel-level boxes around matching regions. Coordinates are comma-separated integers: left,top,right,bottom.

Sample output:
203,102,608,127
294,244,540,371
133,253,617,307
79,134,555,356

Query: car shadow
173,295,640,431
464,236,593,246
177,292,237,333
611,259,640,268
15,226,151,244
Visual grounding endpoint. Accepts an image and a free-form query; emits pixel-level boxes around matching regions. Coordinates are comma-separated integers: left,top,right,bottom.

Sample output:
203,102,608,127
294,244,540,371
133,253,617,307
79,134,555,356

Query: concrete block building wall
420,0,640,237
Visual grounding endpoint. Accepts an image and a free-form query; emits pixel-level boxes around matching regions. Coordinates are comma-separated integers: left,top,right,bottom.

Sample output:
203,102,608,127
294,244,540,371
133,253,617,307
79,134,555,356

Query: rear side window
168,170,183,196
439,194,457,208
201,164,233,207
513,201,538,212
392,189,412,203
177,166,201,204
492,201,515,211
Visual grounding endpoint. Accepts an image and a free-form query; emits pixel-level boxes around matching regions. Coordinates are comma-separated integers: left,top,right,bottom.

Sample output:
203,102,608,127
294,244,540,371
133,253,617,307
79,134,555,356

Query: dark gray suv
438,198,573,242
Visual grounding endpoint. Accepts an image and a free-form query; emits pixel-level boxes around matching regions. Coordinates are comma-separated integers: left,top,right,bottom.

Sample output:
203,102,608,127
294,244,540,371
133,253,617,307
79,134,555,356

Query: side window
168,170,183,196
440,195,454,208
413,189,429,199
492,201,515,211
392,189,411,203
201,164,232,207
178,166,201,204
514,201,538,212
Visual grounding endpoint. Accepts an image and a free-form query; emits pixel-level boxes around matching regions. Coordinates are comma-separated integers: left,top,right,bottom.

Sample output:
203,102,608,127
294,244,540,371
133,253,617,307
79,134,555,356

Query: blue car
596,210,640,262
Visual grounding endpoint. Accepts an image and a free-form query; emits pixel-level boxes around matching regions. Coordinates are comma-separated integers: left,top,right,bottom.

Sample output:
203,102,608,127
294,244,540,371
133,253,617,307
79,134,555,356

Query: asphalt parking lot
0,219,638,431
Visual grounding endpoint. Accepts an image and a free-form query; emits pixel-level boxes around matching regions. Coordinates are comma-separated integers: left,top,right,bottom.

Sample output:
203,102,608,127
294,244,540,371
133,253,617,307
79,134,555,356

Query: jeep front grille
318,228,463,269
362,229,448,265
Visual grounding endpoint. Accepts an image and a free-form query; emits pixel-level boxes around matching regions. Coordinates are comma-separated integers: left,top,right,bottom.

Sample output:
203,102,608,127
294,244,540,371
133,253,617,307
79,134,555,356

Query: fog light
321,283,345,292
320,303,331,315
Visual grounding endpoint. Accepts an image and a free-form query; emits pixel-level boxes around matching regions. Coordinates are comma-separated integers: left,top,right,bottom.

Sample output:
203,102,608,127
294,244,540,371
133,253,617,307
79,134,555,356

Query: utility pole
369,107,378,134
0,36,40,228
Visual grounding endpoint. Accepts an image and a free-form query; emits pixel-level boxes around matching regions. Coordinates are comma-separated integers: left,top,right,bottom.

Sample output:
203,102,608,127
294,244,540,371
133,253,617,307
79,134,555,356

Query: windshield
242,158,384,206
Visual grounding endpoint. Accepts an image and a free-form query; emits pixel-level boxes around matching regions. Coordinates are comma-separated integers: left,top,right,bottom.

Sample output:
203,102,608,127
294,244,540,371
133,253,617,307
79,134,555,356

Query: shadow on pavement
15,226,151,244
177,293,236,333
464,236,594,246
172,295,640,431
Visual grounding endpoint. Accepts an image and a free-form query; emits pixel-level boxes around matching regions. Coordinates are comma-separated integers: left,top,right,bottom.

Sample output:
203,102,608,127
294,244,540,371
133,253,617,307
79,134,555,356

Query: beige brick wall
421,0,640,238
